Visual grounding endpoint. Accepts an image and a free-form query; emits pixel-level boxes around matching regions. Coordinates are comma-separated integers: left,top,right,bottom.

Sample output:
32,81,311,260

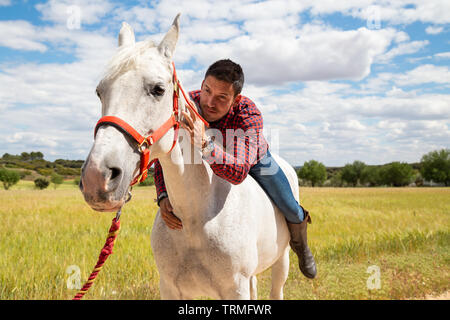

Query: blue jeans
249,150,305,224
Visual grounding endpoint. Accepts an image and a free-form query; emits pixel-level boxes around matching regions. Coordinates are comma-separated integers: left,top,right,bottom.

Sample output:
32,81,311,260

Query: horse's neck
158,144,212,226
158,86,211,223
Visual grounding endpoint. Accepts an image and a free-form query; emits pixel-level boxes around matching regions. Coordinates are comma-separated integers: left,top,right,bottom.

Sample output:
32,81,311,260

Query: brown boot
287,207,317,279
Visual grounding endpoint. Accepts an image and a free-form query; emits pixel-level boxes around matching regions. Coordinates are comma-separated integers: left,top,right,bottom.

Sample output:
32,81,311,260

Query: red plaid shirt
154,90,269,197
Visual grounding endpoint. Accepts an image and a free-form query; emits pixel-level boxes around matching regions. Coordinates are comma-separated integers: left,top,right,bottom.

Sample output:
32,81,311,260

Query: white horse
80,15,300,300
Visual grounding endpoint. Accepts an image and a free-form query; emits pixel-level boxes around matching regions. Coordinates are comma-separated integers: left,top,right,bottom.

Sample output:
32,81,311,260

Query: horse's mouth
84,191,125,212
90,201,124,212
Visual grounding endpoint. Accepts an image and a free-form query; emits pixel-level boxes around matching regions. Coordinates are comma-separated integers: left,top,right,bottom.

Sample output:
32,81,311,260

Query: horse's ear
158,13,180,59
118,22,135,47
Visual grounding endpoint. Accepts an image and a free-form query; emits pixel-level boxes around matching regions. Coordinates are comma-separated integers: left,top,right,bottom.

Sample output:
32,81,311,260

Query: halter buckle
173,80,179,96
138,138,152,153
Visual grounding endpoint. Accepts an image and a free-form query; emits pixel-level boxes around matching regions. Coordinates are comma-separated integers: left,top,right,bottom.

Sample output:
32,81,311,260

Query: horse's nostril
105,167,122,193
79,178,83,191
110,167,122,181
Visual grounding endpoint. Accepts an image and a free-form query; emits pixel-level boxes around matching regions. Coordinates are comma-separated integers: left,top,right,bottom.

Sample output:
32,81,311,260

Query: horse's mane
103,40,157,80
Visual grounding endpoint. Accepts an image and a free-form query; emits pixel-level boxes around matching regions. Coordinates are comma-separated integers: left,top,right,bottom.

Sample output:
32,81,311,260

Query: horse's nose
105,166,123,192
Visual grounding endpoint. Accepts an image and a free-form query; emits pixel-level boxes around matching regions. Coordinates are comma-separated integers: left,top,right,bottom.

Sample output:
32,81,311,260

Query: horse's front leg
219,274,251,300
159,277,181,299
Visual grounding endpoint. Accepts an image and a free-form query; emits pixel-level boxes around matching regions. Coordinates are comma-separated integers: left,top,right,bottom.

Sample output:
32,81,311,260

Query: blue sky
0,0,449,166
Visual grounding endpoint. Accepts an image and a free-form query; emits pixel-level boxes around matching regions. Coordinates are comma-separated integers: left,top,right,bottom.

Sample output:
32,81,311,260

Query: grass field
1,181,449,300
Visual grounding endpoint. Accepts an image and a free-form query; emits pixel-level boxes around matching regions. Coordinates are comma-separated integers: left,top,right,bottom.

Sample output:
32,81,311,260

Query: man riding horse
154,59,317,279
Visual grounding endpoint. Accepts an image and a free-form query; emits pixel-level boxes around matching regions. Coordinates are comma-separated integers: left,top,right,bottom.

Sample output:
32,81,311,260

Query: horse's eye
150,85,165,97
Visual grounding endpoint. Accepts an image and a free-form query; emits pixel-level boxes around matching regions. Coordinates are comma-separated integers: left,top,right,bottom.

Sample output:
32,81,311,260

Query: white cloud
0,19,117,161
182,25,400,85
147,0,450,27
0,20,47,52
251,76,450,165
6,132,59,148
394,64,450,86
176,68,204,91
434,52,450,59
360,64,450,94
35,0,114,26
182,20,241,42
377,120,450,143
0,0,11,6
112,5,158,33
229,0,307,20
346,1,450,25
1,0,449,165
376,40,429,63
425,25,444,35
385,86,417,98
350,94,450,120
104,2,423,85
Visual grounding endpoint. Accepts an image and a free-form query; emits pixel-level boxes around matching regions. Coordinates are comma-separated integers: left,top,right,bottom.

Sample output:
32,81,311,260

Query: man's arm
203,111,265,185
153,160,183,229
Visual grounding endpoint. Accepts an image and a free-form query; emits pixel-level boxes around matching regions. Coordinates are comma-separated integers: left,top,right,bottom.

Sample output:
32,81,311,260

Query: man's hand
180,108,207,149
159,197,183,230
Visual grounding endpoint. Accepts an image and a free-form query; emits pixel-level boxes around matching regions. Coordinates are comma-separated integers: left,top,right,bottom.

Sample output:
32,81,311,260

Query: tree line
0,149,448,190
0,151,83,190
297,149,449,187
0,151,154,190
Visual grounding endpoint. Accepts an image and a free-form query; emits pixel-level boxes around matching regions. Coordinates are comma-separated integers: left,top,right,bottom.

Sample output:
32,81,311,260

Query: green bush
328,171,344,187
382,162,414,187
361,166,383,186
341,161,367,186
139,175,155,186
50,173,64,189
34,178,50,190
37,168,53,176
298,160,327,187
55,166,80,176
420,149,450,186
0,168,20,190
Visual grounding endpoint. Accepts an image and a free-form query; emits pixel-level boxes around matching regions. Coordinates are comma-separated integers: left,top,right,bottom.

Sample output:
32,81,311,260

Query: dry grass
0,184,448,300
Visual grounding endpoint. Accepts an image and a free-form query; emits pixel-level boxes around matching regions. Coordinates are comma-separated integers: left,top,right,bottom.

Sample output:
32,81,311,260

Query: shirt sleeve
202,110,263,185
153,159,167,197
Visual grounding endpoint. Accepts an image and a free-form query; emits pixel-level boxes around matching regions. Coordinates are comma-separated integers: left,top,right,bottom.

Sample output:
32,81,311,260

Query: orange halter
94,62,209,186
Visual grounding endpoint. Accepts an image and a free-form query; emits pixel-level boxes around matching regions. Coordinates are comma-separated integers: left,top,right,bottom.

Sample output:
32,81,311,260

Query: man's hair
205,59,244,96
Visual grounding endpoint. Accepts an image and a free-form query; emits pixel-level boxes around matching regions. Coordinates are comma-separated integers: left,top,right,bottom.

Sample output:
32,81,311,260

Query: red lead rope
73,218,121,300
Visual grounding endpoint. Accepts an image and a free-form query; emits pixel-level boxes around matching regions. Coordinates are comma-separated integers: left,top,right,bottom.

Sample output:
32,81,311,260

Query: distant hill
1,152,83,180
295,162,421,172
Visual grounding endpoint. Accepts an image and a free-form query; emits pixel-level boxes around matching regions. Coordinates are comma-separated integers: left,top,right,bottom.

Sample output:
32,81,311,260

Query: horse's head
80,14,180,212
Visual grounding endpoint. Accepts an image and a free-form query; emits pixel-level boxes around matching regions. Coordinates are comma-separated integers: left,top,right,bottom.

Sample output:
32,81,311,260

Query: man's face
199,76,239,122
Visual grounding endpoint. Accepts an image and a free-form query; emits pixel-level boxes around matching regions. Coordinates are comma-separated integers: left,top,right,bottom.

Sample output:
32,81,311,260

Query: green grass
0,186,448,300
9,179,79,190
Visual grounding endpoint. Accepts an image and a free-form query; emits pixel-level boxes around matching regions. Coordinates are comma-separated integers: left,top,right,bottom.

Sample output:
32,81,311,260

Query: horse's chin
84,190,127,212
89,200,125,212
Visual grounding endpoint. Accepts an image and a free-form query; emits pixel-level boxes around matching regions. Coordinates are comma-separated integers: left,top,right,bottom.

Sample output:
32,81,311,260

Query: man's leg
249,150,317,279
